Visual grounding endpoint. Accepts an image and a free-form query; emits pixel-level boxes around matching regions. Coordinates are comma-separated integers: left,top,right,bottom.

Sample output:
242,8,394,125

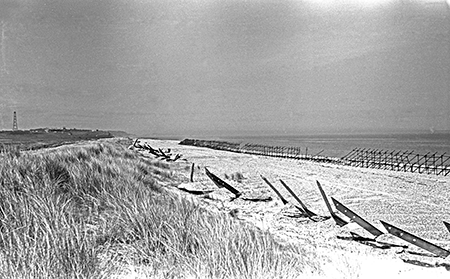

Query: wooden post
418,154,423,173
375,149,381,169
341,148,355,161
392,150,402,171
313,150,325,157
431,152,437,174
421,152,431,174
366,149,370,168
260,175,289,205
279,179,317,218
382,150,388,169
415,154,420,173
190,163,195,182
432,153,436,174
397,151,408,171
437,153,449,175
345,148,361,164
205,168,241,198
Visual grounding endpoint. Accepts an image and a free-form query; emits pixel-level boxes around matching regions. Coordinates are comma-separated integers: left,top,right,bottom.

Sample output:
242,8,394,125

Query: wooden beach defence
180,139,449,176
316,181,348,227
444,221,450,233
260,176,330,221
332,197,384,237
260,176,289,205
278,179,318,218
130,139,183,161
135,139,450,265
380,221,450,259
179,138,338,163
317,181,450,257
204,167,242,198
201,163,450,259
341,148,450,176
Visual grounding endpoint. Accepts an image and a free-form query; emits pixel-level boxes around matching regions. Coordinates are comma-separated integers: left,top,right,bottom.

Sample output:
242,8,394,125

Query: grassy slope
0,140,316,279
0,129,117,151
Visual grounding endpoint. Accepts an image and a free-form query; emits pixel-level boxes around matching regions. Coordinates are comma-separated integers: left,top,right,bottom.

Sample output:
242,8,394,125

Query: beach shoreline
135,138,450,277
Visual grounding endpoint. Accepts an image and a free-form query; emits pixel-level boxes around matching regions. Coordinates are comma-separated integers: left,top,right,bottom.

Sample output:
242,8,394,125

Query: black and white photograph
1,0,449,278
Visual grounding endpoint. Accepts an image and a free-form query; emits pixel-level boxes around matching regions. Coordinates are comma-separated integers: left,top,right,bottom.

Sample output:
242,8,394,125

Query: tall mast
12,111,18,131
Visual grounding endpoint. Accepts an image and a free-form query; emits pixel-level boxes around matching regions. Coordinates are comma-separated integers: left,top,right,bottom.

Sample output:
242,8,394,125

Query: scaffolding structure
179,139,337,163
341,148,450,176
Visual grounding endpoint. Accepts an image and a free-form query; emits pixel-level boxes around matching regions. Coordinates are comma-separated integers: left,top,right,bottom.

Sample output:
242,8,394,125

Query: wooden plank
260,176,289,205
205,167,241,197
332,198,383,237
316,181,348,227
279,179,317,217
444,221,450,233
380,221,450,258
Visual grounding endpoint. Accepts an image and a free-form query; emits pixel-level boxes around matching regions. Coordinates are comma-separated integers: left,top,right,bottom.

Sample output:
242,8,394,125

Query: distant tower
12,111,18,131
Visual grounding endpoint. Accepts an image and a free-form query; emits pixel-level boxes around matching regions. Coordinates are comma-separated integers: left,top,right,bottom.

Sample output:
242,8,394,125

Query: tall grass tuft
0,141,315,278
0,144,22,158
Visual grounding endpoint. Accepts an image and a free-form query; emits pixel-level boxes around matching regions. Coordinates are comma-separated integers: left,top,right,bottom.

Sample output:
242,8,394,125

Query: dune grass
0,140,316,278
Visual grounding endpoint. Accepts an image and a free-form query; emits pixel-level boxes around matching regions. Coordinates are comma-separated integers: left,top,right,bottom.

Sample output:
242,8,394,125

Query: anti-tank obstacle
341,148,450,176
140,139,450,266
129,139,183,161
380,221,450,259
179,139,338,164
205,167,241,198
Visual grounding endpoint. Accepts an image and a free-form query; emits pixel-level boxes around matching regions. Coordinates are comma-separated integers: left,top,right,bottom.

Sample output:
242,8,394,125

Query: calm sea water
214,133,450,158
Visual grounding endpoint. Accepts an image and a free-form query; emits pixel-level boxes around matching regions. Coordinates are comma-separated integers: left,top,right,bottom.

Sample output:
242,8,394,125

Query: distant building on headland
30,128,49,133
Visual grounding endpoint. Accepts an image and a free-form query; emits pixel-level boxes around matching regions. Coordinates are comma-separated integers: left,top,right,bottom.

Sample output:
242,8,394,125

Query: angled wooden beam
260,175,289,205
380,221,450,258
205,167,241,198
279,179,317,217
332,198,383,237
444,221,450,233
316,181,348,227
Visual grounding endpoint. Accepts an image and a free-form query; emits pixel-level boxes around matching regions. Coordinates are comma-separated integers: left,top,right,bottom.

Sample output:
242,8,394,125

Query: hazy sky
0,0,449,137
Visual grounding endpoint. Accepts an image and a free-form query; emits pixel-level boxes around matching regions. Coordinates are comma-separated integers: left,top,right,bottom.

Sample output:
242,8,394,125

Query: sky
0,0,449,137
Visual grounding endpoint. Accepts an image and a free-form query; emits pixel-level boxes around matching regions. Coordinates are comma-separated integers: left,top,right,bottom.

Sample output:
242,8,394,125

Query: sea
211,133,450,159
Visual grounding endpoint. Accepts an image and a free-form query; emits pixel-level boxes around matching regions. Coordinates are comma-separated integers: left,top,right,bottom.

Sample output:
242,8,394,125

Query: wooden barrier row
179,139,339,164
179,139,449,176
341,148,450,176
